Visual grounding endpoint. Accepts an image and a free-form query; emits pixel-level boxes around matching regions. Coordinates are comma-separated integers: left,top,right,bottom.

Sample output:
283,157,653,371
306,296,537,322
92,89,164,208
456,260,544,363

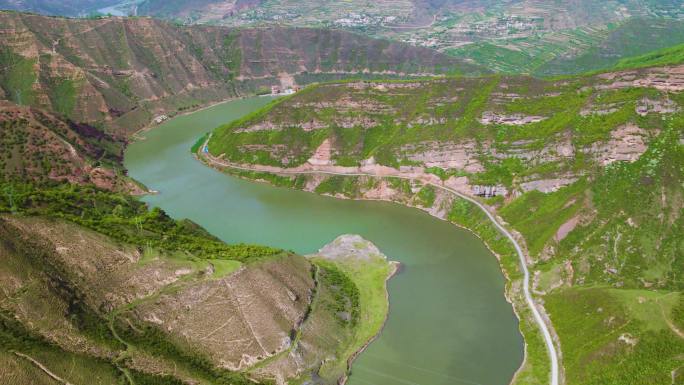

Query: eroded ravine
124,97,524,385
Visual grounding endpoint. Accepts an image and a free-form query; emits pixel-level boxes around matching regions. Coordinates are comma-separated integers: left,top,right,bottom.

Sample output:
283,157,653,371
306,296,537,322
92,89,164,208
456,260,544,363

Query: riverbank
309,234,399,384
125,96,525,385
130,96,256,141
196,145,560,385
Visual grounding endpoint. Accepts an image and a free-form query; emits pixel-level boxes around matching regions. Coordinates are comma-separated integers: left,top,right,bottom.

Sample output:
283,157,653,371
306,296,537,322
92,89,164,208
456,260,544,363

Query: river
124,97,524,385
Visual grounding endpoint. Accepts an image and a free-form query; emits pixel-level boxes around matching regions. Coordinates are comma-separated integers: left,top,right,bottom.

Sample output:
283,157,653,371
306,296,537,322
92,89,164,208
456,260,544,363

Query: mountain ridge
0,11,484,136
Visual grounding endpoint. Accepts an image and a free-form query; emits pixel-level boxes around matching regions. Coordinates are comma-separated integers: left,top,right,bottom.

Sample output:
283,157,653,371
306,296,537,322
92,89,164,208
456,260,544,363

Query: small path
13,351,74,385
107,313,136,385
199,148,560,385
656,294,684,340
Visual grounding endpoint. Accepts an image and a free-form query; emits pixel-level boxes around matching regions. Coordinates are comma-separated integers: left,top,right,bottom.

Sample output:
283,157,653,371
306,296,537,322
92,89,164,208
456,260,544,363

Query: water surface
124,97,524,385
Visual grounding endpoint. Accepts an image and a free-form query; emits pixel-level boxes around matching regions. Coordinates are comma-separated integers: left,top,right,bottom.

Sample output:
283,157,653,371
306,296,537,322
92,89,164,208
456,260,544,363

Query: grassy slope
613,43,684,71
534,18,684,77
311,248,393,379
0,181,285,384
0,170,391,384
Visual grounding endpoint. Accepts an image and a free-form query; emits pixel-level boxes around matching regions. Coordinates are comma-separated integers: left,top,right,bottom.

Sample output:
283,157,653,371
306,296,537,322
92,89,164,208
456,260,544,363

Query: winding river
124,97,524,385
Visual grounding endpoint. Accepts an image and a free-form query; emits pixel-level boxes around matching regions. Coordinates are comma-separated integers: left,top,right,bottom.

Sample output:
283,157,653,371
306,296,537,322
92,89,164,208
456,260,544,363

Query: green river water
124,97,524,385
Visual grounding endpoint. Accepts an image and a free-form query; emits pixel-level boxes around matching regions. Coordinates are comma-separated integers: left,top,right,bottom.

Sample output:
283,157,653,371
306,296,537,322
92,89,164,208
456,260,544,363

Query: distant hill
0,11,482,136
126,0,684,75
3,1,683,76
532,17,684,77
613,42,684,71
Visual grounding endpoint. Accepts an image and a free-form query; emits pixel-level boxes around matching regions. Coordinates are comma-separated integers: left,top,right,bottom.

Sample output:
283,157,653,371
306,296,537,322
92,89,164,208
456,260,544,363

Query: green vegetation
316,260,361,326
311,241,393,379
614,43,684,71
46,77,79,117
500,180,587,256
209,259,242,278
0,47,37,105
206,58,684,384
546,287,684,385
415,185,436,207
425,166,464,181
113,320,260,385
221,31,242,80
557,126,684,289
191,133,209,153
447,198,519,276
315,175,360,197
0,310,125,385
0,181,281,262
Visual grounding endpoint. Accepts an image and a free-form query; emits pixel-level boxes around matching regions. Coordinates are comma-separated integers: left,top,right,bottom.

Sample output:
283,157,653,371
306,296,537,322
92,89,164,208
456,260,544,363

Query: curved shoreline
198,148,561,385
341,260,401,385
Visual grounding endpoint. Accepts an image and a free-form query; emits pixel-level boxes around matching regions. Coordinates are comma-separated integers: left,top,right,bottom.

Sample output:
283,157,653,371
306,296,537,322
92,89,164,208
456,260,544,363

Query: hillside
613,42,684,71
0,179,395,385
98,0,684,75
0,100,143,192
0,12,406,383
205,63,684,385
0,11,482,136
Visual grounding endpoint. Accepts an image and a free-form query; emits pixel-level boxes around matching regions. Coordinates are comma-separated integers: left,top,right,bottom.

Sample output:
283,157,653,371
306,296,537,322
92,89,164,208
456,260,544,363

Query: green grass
546,287,684,385
0,47,37,106
191,133,209,154
47,78,79,117
500,179,587,256
416,185,436,207
209,259,242,278
557,126,684,289
311,245,393,379
614,42,684,70
0,181,282,262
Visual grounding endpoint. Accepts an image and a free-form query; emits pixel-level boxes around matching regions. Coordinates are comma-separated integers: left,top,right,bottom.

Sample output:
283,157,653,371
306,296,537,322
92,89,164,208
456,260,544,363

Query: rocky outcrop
400,141,484,173
596,64,684,92
480,111,546,125
307,138,334,166
585,123,650,166
519,176,580,193
635,97,680,116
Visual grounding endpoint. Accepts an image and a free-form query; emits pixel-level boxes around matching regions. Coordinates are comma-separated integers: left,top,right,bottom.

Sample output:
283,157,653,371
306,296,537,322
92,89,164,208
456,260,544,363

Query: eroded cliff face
209,64,683,197
0,215,392,385
0,11,481,136
206,62,684,293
